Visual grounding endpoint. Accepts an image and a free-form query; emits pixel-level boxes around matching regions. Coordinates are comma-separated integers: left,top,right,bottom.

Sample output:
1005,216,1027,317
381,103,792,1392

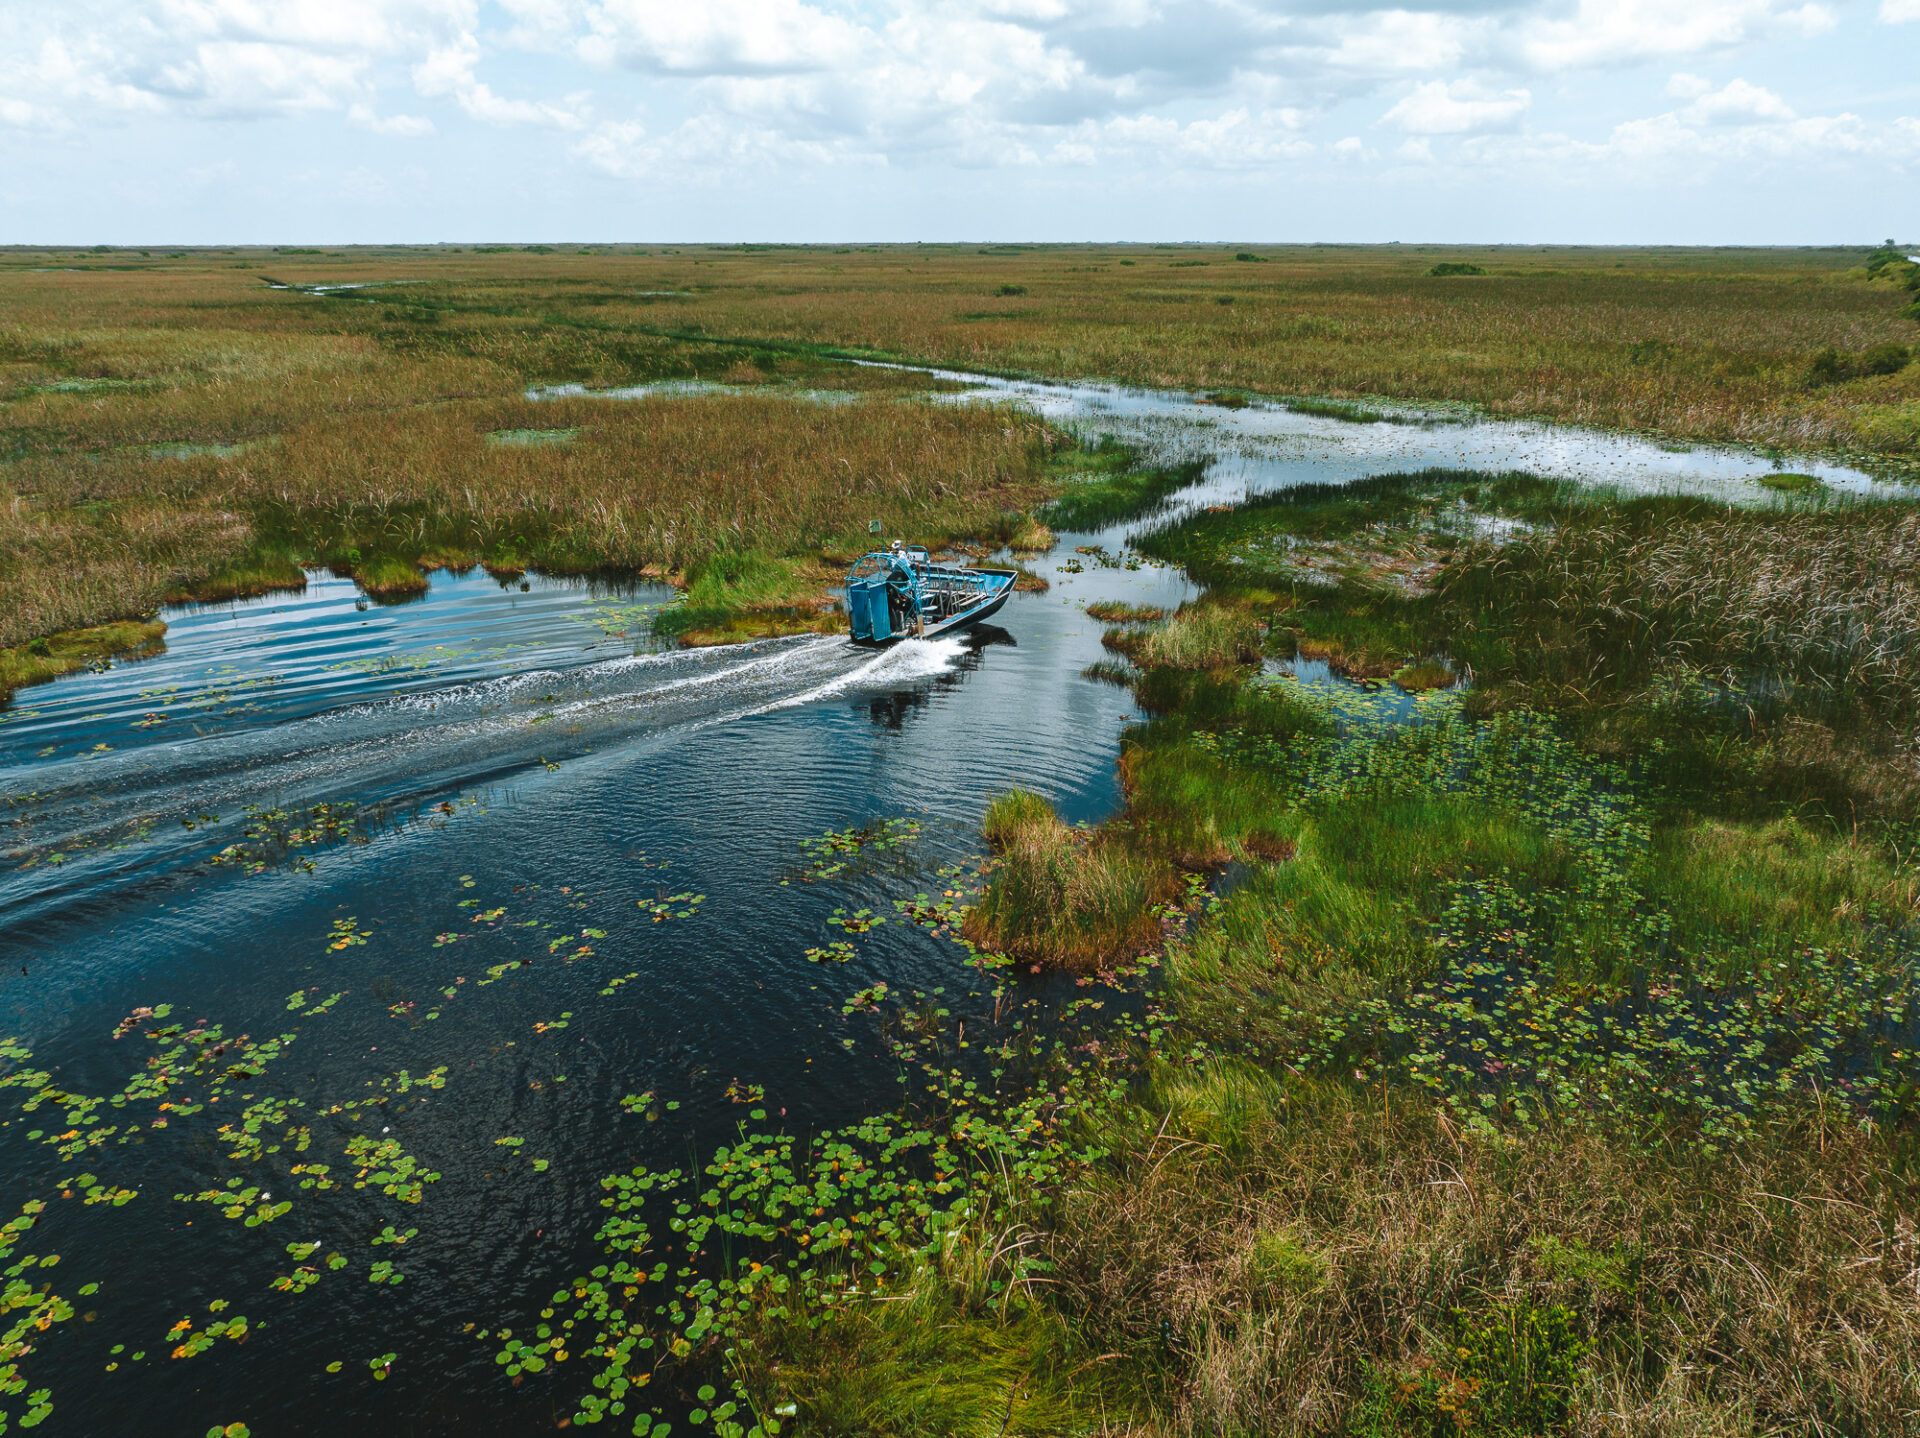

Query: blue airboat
844,543,1016,645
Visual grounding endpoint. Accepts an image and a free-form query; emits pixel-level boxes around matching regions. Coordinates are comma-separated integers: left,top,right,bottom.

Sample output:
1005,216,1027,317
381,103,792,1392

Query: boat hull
920,579,1013,639
846,562,1016,645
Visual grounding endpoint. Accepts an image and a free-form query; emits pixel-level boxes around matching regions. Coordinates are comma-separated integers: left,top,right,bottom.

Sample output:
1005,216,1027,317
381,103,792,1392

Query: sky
1,0,1916,245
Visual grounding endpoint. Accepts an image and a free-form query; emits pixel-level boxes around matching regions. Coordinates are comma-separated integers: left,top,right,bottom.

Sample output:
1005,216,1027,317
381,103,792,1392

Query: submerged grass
1085,601,1165,623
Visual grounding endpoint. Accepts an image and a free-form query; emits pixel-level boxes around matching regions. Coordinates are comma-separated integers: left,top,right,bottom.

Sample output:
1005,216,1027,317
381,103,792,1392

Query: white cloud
580,0,866,76
1464,92,1915,175
1093,107,1311,167
1314,10,1475,75
1683,78,1794,125
0,97,56,128
412,36,587,127
166,40,367,113
1522,0,1834,71
0,0,1910,230
575,111,841,180
1382,79,1530,134
154,0,479,54
349,101,433,133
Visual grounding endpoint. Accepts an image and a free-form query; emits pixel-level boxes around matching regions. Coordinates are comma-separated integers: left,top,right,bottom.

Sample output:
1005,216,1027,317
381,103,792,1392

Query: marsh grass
964,789,1176,971
747,1283,1121,1436
1041,441,1207,530
1390,658,1454,692
0,619,165,703
1050,1076,1920,1438
951,634,1920,1435
165,549,308,604
1110,603,1266,671
1006,514,1055,553
9,245,1916,650
1437,498,1920,734
1285,398,1404,425
652,549,845,644
1085,601,1166,623
0,383,1070,650
352,554,429,602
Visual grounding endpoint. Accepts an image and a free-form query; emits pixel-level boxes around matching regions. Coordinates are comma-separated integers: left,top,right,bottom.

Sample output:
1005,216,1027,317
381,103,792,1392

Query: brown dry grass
4,244,1915,654
0,391,1062,648
1442,500,1920,733
1054,1070,1920,1438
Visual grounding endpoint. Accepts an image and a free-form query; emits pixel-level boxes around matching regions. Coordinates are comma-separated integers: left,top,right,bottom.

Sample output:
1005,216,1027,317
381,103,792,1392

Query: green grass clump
1650,817,1917,975
1426,261,1487,277
0,619,166,704
1084,600,1164,623
651,549,841,645
166,549,308,604
1391,658,1454,691
1005,514,1054,554
484,427,578,447
751,1284,1112,1436
979,788,1059,848
1757,470,1822,492
1287,398,1395,424
352,554,428,602
965,789,1174,971
1130,603,1264,670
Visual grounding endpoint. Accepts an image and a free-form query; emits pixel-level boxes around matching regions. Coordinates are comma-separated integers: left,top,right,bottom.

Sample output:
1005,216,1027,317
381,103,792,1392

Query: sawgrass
352,553,428,602
6,244,1915,656
1084,601,1165,623
1040,440,1207,531
1106,601,1268,671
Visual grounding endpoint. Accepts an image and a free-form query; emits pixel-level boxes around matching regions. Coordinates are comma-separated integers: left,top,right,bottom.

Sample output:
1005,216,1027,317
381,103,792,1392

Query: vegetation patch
1756,470,1823,492
1039,438,1206,530
0,619,166,705
351,554,429,603
484,427,578,447
165,551,308,605
651,549,845,646
962,789,1176,971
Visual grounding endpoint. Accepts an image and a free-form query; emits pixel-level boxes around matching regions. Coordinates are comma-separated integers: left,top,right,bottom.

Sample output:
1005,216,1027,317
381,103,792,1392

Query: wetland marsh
5,247,1920,1436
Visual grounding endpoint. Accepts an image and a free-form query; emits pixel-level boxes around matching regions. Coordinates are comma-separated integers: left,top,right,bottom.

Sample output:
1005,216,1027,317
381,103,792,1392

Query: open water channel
0,374,1888,1433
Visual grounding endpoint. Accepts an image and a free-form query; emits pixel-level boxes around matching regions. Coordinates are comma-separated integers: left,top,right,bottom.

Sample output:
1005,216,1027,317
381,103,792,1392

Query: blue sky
1,0,1916,244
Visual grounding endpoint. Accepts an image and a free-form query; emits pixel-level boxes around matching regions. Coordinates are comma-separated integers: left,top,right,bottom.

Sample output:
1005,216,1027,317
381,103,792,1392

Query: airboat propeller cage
845,544,1017,644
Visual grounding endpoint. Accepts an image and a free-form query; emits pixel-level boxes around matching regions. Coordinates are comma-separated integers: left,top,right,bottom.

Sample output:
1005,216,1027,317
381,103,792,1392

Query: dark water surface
0,376,1886,1434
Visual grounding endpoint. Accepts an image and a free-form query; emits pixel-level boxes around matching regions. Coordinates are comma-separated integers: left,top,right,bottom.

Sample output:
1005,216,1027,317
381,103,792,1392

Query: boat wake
0,629,972,931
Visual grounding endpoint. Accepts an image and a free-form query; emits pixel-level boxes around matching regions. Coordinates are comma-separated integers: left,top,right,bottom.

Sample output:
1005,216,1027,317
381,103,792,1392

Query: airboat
844,543,1016,645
